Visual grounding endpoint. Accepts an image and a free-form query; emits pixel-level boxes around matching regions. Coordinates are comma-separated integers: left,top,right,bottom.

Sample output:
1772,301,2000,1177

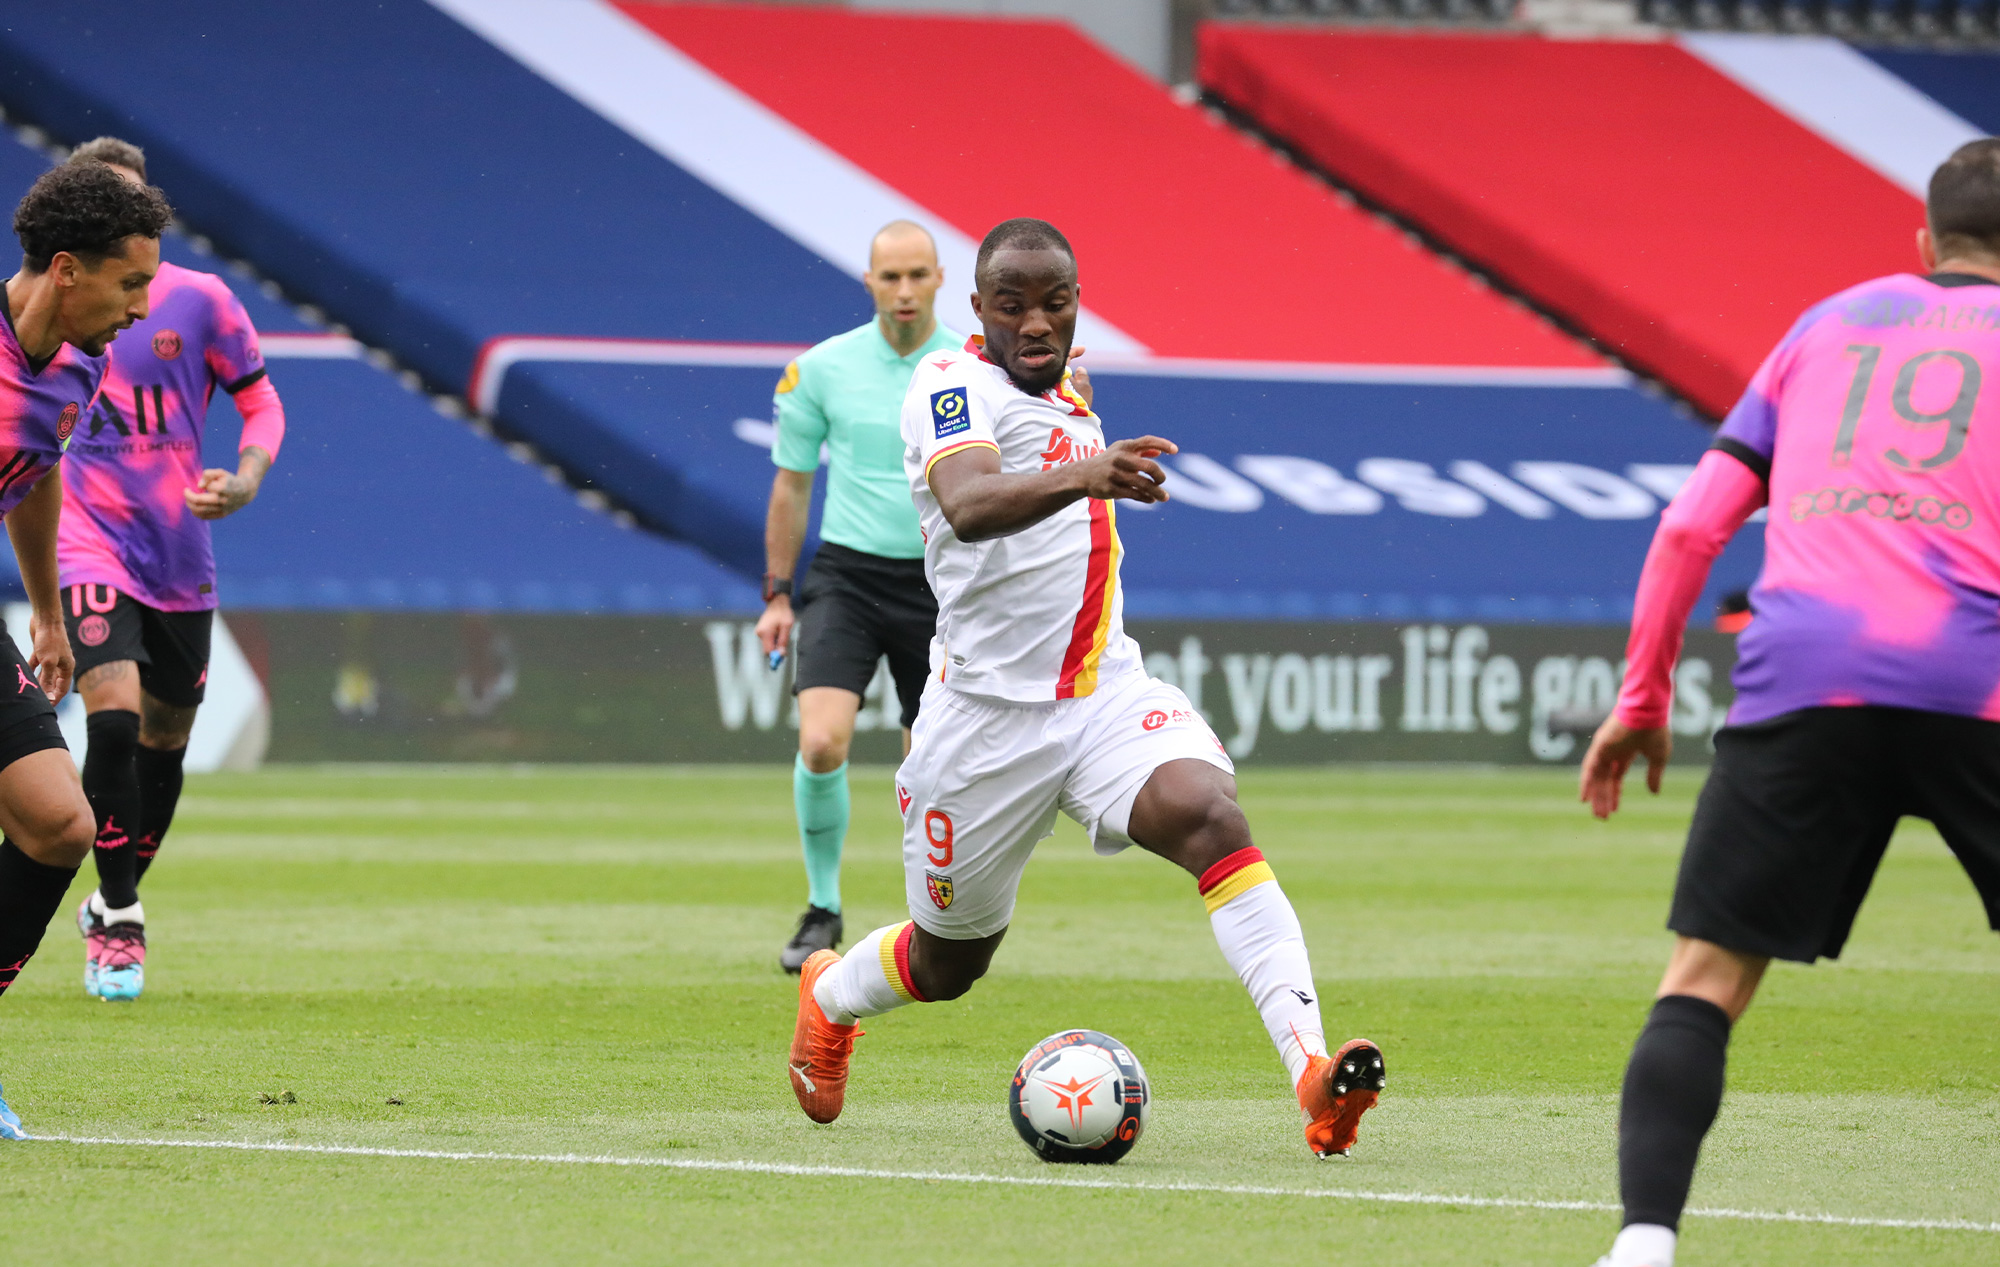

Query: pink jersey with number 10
1714,271,2000,725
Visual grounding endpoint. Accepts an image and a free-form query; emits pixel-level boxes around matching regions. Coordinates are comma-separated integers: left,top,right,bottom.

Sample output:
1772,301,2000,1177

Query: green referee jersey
772,319,961,560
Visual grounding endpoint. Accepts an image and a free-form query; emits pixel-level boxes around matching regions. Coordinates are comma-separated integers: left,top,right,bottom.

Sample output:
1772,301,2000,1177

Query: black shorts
0,631,65,772
63,584,213,708
1671,705,2000,963
793,543,937,731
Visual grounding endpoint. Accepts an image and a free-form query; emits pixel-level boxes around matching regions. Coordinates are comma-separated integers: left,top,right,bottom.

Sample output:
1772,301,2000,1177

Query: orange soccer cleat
1297,1038,1386,1158
788,949,863,1124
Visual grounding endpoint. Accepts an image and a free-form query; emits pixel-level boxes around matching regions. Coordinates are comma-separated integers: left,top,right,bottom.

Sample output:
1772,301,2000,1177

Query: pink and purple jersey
57,261,266,611
0,293,99,520
1715,271,2000,725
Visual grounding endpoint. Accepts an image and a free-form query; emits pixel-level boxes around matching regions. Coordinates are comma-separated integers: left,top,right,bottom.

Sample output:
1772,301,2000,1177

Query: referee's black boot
780,906,844,974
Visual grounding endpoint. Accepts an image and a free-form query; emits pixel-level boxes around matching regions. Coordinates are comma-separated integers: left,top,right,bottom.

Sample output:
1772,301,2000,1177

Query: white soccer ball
1008,1029,1150,1163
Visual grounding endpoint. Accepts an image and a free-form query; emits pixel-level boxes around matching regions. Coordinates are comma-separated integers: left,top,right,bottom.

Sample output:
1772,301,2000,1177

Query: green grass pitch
1,764,1996,1265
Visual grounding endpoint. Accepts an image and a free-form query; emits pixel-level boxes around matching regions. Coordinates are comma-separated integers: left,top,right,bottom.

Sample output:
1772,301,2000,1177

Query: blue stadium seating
0,128,758,612
0,1,1765,620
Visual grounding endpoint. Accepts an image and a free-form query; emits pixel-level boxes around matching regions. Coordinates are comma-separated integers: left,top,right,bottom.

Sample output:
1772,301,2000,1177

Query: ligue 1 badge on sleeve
931,386,970,438
57,402,78,447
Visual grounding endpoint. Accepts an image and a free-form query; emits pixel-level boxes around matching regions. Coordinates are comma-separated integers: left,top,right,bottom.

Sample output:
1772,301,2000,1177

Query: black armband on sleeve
223,367,269,395
1710,435,1770,485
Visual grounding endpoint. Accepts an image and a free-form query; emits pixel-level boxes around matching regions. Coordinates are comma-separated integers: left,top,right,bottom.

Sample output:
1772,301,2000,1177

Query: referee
758,221,958,973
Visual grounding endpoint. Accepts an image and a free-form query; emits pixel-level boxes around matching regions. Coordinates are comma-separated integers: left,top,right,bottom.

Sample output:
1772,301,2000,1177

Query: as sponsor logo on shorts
931,387,970,439
1140,706,1199,732
57,402,78,444
925,870,954,911
1789,485,1973,531
153,329,182,361
77,614,109,647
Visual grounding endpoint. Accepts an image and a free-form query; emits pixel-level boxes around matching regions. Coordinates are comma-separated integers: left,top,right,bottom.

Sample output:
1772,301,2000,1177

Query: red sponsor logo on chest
1039,426,1102,471
152,330,182,360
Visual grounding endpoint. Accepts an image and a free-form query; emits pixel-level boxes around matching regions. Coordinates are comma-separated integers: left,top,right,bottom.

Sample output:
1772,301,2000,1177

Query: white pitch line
35,1135,2000,1235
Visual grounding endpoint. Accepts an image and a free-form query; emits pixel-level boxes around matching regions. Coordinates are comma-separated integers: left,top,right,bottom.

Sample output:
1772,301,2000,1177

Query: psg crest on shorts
925,870,953,910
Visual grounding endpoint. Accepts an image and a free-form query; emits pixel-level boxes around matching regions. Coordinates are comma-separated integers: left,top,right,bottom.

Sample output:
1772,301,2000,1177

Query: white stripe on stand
1679,34,1983,199
257,333,363,359
424,0,1145,356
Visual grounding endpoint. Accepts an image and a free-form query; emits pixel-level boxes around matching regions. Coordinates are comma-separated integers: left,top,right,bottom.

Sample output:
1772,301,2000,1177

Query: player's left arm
3,468,73,701
186,378,280,520
187,283,283,521
1580,449,1766,819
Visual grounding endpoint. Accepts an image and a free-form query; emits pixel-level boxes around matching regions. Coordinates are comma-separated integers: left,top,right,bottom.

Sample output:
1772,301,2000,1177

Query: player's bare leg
1127,759,1384,1158
1599,938,1768,1267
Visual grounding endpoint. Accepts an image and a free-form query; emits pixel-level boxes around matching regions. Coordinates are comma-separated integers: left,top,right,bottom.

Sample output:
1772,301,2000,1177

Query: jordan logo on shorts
14,665,30,695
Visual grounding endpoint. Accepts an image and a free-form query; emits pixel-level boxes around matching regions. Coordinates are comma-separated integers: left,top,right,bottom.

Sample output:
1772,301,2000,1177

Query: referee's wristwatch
762,574,793,603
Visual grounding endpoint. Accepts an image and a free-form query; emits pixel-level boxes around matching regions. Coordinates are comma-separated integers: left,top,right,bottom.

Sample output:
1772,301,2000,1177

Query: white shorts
895,669,1234,939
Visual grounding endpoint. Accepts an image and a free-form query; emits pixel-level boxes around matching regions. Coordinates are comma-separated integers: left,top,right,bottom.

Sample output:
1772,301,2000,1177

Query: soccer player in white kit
787,218,1385,1158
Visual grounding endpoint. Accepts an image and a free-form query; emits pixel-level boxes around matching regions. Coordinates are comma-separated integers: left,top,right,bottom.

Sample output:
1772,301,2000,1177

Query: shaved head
869,219,937,270
863,220,944,355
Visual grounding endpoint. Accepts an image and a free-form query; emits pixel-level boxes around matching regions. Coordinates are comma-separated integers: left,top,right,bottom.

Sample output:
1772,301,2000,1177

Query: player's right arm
3,468,73,701
927,438,1178,543
1581,337,1788,819
756,357,826,657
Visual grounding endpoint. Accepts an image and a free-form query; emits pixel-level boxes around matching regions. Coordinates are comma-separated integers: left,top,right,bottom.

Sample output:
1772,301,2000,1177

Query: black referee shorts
1670,705,2000,963
794,542,937,731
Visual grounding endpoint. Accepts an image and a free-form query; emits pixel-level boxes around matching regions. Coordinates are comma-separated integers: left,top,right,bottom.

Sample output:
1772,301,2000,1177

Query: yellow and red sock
1200,847,1328,1086
813,920,927,1024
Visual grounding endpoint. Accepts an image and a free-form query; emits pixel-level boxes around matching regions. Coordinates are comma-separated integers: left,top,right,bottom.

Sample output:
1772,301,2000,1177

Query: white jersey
901,337,1142,704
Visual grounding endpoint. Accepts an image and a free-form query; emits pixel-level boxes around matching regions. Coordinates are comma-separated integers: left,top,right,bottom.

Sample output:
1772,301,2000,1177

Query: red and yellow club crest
925,870,953,911
56,402,78,443
153,329,182,360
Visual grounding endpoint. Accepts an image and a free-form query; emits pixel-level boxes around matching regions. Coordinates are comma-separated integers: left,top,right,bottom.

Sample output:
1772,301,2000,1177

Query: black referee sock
0,839,78,998
133,742,187,885
1618,994,1732,1231
82,709,143,910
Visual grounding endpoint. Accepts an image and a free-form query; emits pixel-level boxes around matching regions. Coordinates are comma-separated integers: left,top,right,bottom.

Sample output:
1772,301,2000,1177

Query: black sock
82,709,143,910
1619,994,1732,1231
133,742,187,885
0,839,79,997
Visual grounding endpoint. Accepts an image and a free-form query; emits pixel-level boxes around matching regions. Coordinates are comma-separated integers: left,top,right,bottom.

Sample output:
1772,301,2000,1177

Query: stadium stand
0,0,1764,619
0,130,757,612
1198,27,1997,419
